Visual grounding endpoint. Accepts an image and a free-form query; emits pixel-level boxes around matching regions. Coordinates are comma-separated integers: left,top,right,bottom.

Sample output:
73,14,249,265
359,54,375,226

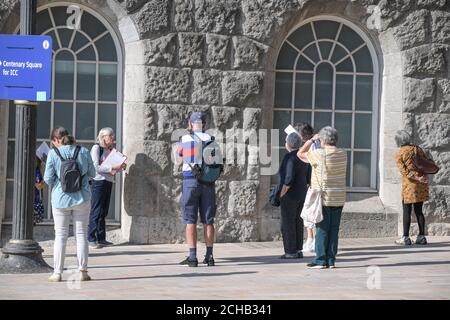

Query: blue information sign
0,35,52,101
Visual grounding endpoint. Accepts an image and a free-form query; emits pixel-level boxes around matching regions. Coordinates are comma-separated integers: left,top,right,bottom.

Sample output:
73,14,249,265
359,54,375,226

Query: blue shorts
181,178,216,225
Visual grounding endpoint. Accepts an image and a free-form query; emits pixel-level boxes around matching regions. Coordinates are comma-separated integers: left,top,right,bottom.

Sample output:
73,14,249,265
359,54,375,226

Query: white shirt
90,144,115,182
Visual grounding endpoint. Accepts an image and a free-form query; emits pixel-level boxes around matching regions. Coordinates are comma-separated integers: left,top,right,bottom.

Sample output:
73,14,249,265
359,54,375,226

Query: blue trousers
314,206,343,266
88,180,113,242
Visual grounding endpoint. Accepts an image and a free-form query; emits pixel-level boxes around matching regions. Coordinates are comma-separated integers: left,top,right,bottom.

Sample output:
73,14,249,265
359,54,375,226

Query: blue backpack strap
53,147,65,161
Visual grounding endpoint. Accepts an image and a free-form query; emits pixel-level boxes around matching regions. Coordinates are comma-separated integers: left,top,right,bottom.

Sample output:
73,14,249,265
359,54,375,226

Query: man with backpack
177,112,223,267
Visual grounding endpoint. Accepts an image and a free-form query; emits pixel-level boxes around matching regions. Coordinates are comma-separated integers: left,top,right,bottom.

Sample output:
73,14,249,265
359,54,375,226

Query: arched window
273,17,378,190
5,4,122,221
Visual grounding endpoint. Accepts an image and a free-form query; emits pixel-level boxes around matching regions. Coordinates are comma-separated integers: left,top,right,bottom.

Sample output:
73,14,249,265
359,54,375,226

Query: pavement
0,236,449,300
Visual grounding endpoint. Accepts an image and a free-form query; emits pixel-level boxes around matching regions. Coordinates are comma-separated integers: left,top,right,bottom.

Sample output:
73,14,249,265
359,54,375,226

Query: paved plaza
1,237,449,300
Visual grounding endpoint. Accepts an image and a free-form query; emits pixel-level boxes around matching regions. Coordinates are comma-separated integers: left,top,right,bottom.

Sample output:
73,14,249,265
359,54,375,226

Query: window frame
5,2,124,222
273,15,379,192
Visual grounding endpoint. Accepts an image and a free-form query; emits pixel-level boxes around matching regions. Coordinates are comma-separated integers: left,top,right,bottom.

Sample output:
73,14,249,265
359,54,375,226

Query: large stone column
0,0,51,274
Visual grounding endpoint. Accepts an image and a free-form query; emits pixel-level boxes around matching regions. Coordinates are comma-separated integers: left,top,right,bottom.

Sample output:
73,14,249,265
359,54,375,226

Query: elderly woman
394,130,429,245
88,127,126,248
297,126,347,269
275,132,311,259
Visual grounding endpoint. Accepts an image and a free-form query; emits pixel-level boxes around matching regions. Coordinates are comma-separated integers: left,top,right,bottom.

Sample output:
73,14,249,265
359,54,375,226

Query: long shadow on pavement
90,271,257,282
339,242,450,252
42,250,181,258
338,249,450,257
334,260,450,269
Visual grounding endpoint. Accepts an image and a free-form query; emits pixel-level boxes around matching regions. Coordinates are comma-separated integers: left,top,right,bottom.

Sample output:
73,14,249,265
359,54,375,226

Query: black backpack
53,146,83,193
188,135,224,185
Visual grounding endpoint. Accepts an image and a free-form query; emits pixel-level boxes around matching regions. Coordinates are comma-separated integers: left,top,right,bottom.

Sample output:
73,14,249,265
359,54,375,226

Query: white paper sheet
284,124,300,136
36,142,51,162
101,149,127,175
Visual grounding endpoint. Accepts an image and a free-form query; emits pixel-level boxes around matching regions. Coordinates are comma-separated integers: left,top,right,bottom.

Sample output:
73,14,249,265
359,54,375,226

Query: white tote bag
300,150,325,224
300,188,323,224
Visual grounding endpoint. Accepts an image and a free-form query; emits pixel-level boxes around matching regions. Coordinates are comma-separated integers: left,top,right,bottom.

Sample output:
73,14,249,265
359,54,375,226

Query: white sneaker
48,273,62,282
303,238,313,253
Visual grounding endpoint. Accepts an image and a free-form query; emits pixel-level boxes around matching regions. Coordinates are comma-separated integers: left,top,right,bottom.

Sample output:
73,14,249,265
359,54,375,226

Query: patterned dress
395,145,429,204
33,167,45,224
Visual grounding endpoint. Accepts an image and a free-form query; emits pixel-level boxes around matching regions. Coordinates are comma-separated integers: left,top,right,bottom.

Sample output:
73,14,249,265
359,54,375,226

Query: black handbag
269,187,281,207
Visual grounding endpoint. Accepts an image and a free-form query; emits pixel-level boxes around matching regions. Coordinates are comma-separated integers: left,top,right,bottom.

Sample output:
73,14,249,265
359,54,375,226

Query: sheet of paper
36,141,51,162
284,124,300,136
101,149,127,175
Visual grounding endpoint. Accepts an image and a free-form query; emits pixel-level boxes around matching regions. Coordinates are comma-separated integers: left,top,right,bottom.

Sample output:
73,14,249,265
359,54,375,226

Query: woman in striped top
297,126,347,269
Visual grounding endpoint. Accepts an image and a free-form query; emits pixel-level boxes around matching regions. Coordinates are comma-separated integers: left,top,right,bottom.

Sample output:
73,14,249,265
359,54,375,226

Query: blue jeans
314,206,343,266
88,180,113,242
181,178,216,225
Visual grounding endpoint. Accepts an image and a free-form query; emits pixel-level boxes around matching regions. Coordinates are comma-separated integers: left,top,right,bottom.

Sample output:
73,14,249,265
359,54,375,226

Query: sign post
0,0,52,274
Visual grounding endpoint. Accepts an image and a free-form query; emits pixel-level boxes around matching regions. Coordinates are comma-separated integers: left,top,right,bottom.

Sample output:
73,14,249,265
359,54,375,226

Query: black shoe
202,255,215,266
179,257,198,267
98,240,114,246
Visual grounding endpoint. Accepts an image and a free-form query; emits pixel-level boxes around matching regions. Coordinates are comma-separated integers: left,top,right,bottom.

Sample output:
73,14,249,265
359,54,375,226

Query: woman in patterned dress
34,157,45,224
394,130,429,245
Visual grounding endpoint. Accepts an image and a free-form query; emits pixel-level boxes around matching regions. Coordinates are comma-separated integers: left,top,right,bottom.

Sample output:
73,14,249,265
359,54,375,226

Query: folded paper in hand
284,124,300,136
102,148,127,175
36,142,50,162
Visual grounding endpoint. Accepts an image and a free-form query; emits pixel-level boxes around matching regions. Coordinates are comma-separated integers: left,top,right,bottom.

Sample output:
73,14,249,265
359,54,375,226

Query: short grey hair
97,127,115,148
286,133,301,150
319,126,338,146
395,130,412,147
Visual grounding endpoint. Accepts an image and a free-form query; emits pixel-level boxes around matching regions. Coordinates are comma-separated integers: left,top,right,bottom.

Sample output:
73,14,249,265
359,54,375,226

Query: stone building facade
0,0,449,244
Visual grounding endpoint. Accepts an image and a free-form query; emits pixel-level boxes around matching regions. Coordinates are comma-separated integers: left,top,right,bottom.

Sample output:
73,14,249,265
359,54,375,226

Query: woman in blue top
44,127,95,282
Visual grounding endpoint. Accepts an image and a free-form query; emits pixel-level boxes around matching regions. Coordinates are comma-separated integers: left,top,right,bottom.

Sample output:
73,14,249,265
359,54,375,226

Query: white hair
97,127,114,148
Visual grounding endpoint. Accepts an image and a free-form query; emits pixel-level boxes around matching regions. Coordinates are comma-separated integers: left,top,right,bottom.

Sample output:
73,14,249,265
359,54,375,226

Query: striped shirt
177,131,211,177
307,147,347,207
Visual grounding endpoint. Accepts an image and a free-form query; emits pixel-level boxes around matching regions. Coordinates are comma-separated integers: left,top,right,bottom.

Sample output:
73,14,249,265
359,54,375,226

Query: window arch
5,4,123,221
273,17,379,190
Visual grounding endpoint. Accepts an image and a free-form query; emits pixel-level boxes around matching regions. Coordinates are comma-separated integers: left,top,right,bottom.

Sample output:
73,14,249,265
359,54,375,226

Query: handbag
269,186,281,207
412,146,439,175
300,150,325,224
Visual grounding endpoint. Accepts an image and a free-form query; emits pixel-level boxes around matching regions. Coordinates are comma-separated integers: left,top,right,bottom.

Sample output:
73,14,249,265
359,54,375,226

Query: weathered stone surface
232,36,269,69
211,106,241,131
378,0,413,25
194,0,240,34
415,114,450,149
403,45,447,77
174,0,194,31
147,217,185,243
206,34,230,69
126,0,147,13
143,34,177,66
428,152,450,185
437,79,450,113
124,102,157,141
243,108,261,131
403,78,435,113
241,0,301,42
142,140,171,175
215,180,228,218
402,112,415,136
158,177,182,218
192,69,221,104
423,186,450,223
216,217,258,242
431,10,450,44
438,79,450,102
228,181,258,216
153,104,210,139
417,0,447,9
145,67,190,103
392,10,429,50
178,33,204,67
222,71,264,106
124,173,158,217
133,0,170,39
